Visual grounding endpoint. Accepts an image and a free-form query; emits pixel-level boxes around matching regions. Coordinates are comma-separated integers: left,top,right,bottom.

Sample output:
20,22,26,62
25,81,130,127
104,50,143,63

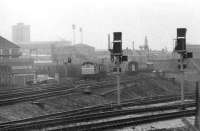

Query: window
2,49,9,56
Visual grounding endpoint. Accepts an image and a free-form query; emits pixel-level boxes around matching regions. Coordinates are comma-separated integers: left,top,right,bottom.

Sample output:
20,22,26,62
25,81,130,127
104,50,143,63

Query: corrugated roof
0,36,19,49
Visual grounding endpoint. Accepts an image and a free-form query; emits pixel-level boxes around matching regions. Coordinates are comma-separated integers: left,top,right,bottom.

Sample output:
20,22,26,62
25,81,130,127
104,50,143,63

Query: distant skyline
0,0,200,50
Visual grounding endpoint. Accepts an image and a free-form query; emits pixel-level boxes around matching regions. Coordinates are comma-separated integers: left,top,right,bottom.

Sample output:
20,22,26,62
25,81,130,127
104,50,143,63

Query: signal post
108,32,128,105
174,28,200,129
175,28,187,106
175,28,193,105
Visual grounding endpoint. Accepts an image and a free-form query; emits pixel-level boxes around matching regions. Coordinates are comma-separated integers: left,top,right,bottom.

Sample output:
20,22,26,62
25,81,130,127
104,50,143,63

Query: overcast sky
0,0,199,50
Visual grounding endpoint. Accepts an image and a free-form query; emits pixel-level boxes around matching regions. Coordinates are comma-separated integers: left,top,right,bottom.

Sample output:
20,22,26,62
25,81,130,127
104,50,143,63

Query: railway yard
1,0,199,130
0,72,196,130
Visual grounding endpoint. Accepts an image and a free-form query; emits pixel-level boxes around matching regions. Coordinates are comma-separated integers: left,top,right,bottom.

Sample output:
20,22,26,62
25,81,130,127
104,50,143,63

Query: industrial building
0,36,34,86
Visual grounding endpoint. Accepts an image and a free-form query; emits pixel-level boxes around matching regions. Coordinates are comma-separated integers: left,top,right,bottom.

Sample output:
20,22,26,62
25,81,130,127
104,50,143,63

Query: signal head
177,28,187,38
113,32,122,41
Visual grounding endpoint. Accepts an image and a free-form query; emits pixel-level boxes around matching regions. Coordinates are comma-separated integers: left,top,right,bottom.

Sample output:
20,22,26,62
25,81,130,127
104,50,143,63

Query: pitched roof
0,36,19,49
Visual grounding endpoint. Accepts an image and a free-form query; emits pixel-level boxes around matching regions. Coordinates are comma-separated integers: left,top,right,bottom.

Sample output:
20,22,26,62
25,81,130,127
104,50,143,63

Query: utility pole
72,24,76,45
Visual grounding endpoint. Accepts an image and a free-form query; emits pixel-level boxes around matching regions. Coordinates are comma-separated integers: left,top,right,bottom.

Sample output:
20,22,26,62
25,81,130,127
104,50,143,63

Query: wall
0,65,12,86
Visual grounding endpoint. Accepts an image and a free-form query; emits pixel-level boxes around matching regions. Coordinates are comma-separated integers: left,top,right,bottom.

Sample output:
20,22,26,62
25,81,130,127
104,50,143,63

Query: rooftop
0,36,19,49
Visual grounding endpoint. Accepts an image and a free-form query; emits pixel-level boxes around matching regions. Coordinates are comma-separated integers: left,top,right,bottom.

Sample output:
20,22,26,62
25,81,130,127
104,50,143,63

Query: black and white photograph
0,0,199,130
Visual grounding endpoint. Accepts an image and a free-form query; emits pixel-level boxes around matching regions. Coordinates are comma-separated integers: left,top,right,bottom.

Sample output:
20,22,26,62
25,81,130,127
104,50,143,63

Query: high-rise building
12,23,30,43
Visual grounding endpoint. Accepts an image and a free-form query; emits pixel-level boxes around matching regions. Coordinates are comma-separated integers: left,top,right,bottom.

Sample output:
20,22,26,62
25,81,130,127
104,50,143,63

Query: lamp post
72,24,76,45
80,27,83,44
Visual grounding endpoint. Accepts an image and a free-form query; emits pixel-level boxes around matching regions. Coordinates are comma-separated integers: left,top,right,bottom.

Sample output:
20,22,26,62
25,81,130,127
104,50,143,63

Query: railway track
0,93,195,124
76,77,135,88
0,96,196,130
75,73,154,88
0,85,72,100
0,77,142,106
0,87,77,106
0,93,194,125
0,76,134,99
58,109,195,131
0,74,193,130
0,73,177,106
